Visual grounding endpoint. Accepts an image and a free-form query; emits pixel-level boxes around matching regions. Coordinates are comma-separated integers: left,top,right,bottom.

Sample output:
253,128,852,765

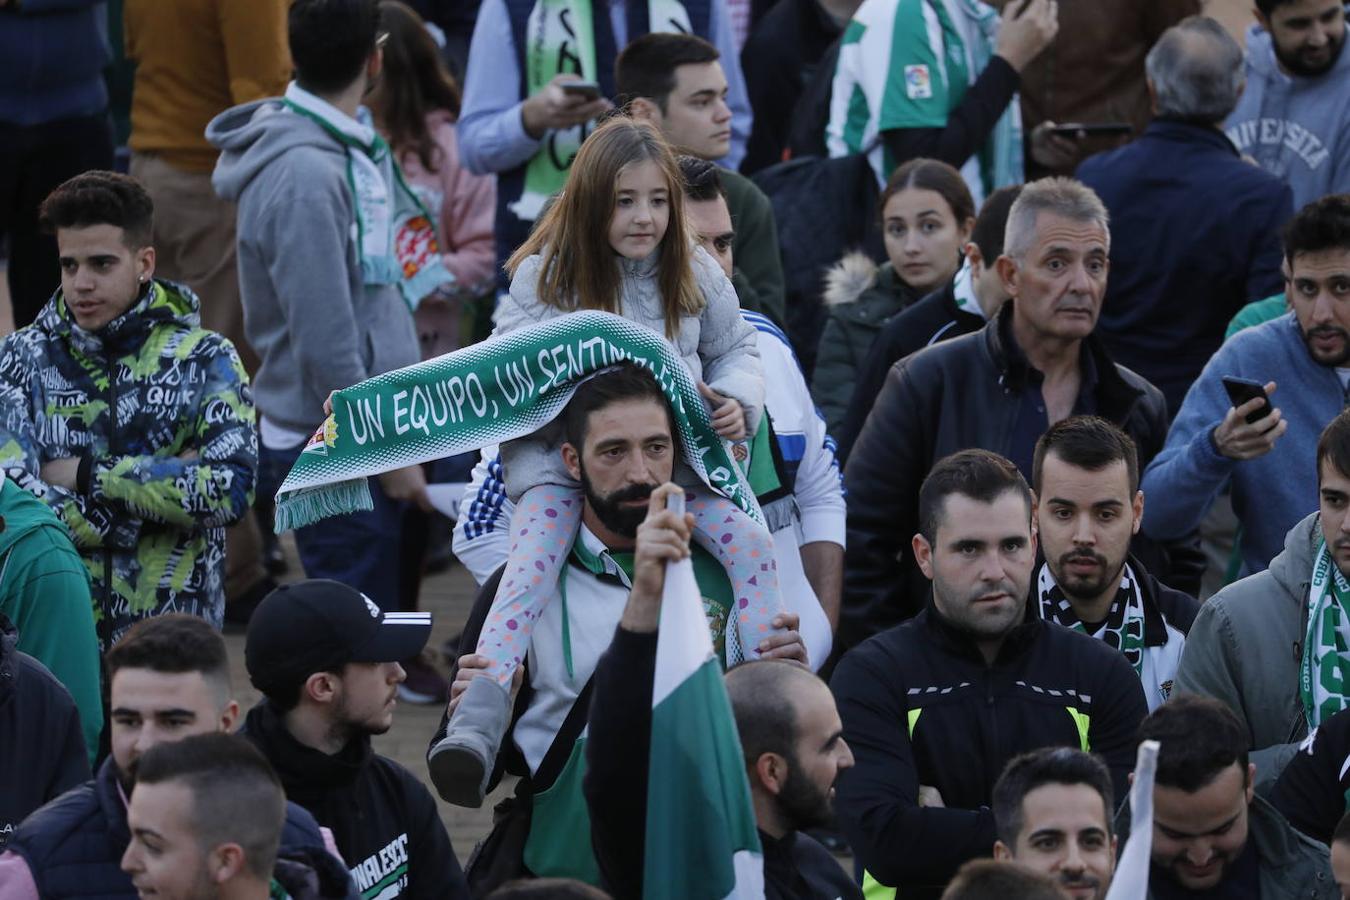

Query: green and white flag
824,0,1022,204
646,491,764,900
1104,739,1159,900
272,311,762,532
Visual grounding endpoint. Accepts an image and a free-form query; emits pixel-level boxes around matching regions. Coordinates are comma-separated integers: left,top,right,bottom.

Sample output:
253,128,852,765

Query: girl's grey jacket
494,246,764,498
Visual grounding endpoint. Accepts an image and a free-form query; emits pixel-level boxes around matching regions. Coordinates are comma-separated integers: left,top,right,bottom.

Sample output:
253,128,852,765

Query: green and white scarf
1301,535,1350,728
273,311,762,532
284,83,452,309
1037,563,1147,676
511,0,693,222
826,0,1022,204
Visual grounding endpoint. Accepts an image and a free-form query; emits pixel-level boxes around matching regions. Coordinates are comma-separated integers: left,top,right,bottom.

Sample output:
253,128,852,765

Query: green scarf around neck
1302,535,1350,728
283,83,452,309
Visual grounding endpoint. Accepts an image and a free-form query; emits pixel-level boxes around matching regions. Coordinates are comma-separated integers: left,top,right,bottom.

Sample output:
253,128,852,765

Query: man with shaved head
584,482,862,900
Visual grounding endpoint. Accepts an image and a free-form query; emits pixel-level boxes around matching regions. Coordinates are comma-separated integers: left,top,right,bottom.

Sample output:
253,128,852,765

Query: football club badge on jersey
905,64,932,100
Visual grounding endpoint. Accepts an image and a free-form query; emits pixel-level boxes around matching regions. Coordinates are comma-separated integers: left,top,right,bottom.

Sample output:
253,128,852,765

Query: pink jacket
397,109,497,295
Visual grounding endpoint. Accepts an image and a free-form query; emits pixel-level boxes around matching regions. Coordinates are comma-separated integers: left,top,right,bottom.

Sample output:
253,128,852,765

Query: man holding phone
1141,194,1350,577
455,0,754,295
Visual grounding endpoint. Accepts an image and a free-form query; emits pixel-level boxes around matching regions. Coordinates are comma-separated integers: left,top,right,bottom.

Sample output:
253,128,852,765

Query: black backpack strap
532,677,597,791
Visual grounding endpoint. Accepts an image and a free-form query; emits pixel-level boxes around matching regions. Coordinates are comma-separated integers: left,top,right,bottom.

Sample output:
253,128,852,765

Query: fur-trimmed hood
823,252,880,307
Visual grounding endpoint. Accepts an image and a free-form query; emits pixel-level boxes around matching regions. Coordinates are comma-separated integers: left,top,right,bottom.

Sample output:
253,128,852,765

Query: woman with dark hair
367,0,496,358
812,157,974,436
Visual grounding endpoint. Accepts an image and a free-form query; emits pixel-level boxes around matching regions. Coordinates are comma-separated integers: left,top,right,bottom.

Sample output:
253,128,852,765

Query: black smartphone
561,81,602,101
1222,376,1273,425
1048,122,1133,138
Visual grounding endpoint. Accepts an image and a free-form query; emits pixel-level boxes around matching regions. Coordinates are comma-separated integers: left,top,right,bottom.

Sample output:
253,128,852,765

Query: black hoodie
241,701,469,900
0,614,88,850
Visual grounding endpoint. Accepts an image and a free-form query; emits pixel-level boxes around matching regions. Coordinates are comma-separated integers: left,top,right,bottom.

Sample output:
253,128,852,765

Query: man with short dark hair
835,183,1021,463
1118,695,1333,898
456,0,751,294
676,154,846,646
1077,15,1293,415
617,34,784,325
582,482,862,899
1225,0,1350,208
940,859,1065,900
242,580,467,900
0,171,257,649
991,748,1117,900
842,178,1168,645
0,615,332,899
1142,194,1350,579
431,364,807,890
209,0,435,618
1031,417,1198,710
832,449,1148,899
121,734,288,900
1177,408,1350,787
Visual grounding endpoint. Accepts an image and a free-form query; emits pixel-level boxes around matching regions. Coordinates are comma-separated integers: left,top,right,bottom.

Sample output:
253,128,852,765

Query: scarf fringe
273,479,375,533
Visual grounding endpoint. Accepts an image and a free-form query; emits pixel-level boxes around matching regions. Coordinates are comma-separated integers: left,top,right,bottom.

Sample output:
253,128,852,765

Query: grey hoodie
1174,511,1320,789
1225,22,1350,210
208,98,419,435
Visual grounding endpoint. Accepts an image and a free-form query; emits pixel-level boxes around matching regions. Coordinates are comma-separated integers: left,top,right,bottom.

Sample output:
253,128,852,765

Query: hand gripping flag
645,491,766,900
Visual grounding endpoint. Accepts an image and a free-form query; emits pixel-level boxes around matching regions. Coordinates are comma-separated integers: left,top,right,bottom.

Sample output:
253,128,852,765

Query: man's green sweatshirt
0,477,102,761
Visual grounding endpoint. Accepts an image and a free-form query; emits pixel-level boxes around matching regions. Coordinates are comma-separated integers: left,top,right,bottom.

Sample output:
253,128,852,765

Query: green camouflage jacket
0,279,256,647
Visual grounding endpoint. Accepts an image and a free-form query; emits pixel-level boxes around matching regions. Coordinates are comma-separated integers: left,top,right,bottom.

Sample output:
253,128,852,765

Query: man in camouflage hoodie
0,171,256,649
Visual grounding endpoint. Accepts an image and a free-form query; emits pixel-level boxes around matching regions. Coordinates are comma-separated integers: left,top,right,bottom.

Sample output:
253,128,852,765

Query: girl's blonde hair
505,117,703,337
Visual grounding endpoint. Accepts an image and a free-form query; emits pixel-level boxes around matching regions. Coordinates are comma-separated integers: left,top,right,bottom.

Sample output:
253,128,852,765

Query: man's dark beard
775,751,835,832
1303,323,1350,366
1275,28,1346,77
579,469,657,538
1054,548,1126,602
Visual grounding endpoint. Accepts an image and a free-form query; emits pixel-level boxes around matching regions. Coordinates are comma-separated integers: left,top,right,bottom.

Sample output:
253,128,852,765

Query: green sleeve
1225,294,1288,341
721,172,786,328
1,532,103,763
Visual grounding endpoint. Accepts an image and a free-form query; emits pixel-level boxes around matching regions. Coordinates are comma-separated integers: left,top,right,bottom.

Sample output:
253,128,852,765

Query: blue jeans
259,441,408,613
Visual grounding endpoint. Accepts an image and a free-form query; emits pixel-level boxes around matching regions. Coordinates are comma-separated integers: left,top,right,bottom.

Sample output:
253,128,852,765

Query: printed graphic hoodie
0,280,256,648
1225,22,1350,209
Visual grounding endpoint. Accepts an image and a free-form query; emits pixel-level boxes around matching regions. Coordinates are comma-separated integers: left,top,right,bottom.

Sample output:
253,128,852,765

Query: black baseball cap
245,580,431,690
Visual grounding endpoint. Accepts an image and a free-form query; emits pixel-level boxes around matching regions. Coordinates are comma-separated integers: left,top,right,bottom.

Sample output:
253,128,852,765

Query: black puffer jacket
840,303,1168,652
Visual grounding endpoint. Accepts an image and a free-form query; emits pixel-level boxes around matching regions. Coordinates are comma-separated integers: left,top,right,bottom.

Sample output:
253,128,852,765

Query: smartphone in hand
1222,376,1273,425
560,81,603,101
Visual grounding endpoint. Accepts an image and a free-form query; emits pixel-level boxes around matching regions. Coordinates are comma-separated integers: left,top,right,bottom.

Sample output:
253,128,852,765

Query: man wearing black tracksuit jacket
831,449,1148,899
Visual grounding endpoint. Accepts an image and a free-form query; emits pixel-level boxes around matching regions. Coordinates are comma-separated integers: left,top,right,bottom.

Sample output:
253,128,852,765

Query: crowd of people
2,0,1350,897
